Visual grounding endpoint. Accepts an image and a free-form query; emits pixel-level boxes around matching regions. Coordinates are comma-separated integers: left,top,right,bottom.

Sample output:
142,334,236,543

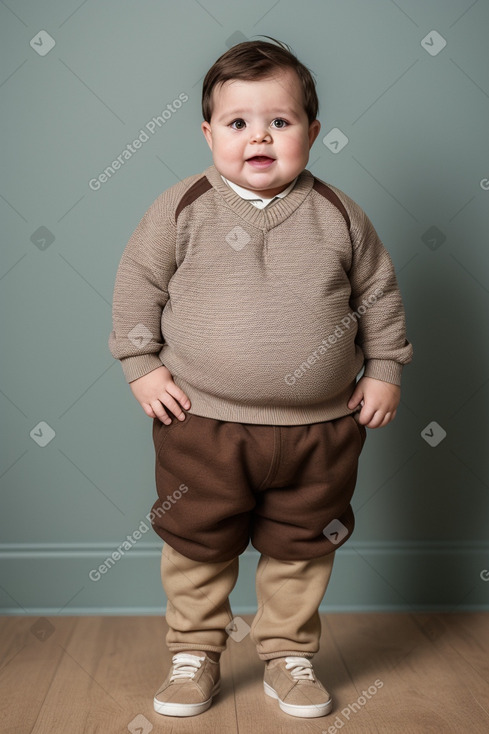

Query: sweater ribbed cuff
120,354,164,383
363,359,403,386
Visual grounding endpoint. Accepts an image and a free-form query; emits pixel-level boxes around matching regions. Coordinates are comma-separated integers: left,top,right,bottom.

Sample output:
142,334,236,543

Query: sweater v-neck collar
204,164,314,229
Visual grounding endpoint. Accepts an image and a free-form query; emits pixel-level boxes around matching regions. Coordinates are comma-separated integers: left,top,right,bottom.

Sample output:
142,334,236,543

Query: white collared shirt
220,174,298,209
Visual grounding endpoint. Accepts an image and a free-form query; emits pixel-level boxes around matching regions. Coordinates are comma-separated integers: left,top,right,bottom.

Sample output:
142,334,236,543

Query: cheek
283,134,309,153
215,135,241,157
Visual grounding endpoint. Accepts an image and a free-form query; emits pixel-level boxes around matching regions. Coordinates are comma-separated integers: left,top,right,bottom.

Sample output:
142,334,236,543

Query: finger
372,410,394,429
381,410,396,427
160,394,187,421
142,403,157,419
366,410,384,428
378,413,391,428
166,383,191,409
347,389,363,409
150,401,172,424
358,403,375,426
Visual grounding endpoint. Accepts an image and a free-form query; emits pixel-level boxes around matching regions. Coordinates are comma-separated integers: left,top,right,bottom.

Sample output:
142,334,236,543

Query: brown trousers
150,411,366,659
150,411,366,562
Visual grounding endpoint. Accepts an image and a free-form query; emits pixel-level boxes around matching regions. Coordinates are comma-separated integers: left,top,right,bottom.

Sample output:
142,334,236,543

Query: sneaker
263,656,333,718
153,652,220,717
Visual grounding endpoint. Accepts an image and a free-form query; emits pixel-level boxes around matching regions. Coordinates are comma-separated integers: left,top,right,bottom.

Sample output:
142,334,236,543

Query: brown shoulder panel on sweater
175,176,213,222
312,179,351,231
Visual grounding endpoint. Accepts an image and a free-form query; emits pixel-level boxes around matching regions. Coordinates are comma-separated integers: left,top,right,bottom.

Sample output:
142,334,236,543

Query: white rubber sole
264,681,333,718
154,680,220,717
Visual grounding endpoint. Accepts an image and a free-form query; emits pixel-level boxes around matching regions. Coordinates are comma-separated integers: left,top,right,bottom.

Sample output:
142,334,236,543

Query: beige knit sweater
108,164,413,424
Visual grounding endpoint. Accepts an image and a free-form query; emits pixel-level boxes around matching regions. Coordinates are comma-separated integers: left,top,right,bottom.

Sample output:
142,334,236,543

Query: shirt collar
220,174,298,209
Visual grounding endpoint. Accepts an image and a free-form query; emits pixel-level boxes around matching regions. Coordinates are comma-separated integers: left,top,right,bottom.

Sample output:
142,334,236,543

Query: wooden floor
1,613,488,733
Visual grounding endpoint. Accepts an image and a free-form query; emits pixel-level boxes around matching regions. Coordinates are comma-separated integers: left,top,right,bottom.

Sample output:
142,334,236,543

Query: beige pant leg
250,551,335,661
160,543,239,654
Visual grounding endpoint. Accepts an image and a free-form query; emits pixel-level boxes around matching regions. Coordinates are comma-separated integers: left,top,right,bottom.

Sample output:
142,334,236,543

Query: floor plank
411,612,489,728
1,613,488,733
229,625,321,733
0,617,76,734
325,612,489,733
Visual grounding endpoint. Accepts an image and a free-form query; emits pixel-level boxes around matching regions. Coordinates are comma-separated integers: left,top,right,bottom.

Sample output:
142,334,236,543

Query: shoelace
284,656,315,681
169,653,206,682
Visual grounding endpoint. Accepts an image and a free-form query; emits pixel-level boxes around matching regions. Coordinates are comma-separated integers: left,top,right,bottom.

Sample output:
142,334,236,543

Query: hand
347,376,400,429
129,365,191,424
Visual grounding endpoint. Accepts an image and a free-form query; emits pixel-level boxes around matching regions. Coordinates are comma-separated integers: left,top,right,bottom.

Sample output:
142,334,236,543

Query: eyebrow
225,109,296,116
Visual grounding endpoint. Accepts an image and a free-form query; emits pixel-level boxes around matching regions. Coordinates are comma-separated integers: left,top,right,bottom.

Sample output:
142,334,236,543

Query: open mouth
246,156,275,167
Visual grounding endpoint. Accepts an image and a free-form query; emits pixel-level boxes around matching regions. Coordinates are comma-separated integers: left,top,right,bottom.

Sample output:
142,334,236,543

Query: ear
308,119,321,148
201,121,213,150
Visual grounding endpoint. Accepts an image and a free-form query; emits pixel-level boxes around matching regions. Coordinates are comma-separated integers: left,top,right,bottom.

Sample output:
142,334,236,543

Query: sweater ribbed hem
363,359,403,386
170,375,358,425
121,353,163,383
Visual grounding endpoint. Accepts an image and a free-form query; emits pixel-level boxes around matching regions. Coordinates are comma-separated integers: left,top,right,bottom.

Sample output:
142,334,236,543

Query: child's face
201,68,321,199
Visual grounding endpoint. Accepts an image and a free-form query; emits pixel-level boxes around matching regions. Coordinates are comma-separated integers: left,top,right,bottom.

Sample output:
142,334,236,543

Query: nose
250,126,272,143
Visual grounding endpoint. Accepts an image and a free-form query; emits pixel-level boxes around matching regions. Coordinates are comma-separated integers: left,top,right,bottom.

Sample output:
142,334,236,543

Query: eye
272,118,288,129
230,119,246,130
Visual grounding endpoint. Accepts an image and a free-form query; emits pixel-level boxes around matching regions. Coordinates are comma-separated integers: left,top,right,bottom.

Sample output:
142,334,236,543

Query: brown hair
201,36,319,124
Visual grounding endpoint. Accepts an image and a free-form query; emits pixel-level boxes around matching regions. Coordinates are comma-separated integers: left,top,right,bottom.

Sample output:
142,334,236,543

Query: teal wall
1,0,488,615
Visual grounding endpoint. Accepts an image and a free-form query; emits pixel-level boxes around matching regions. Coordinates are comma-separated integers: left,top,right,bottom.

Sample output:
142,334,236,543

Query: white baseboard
0,542,488,614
